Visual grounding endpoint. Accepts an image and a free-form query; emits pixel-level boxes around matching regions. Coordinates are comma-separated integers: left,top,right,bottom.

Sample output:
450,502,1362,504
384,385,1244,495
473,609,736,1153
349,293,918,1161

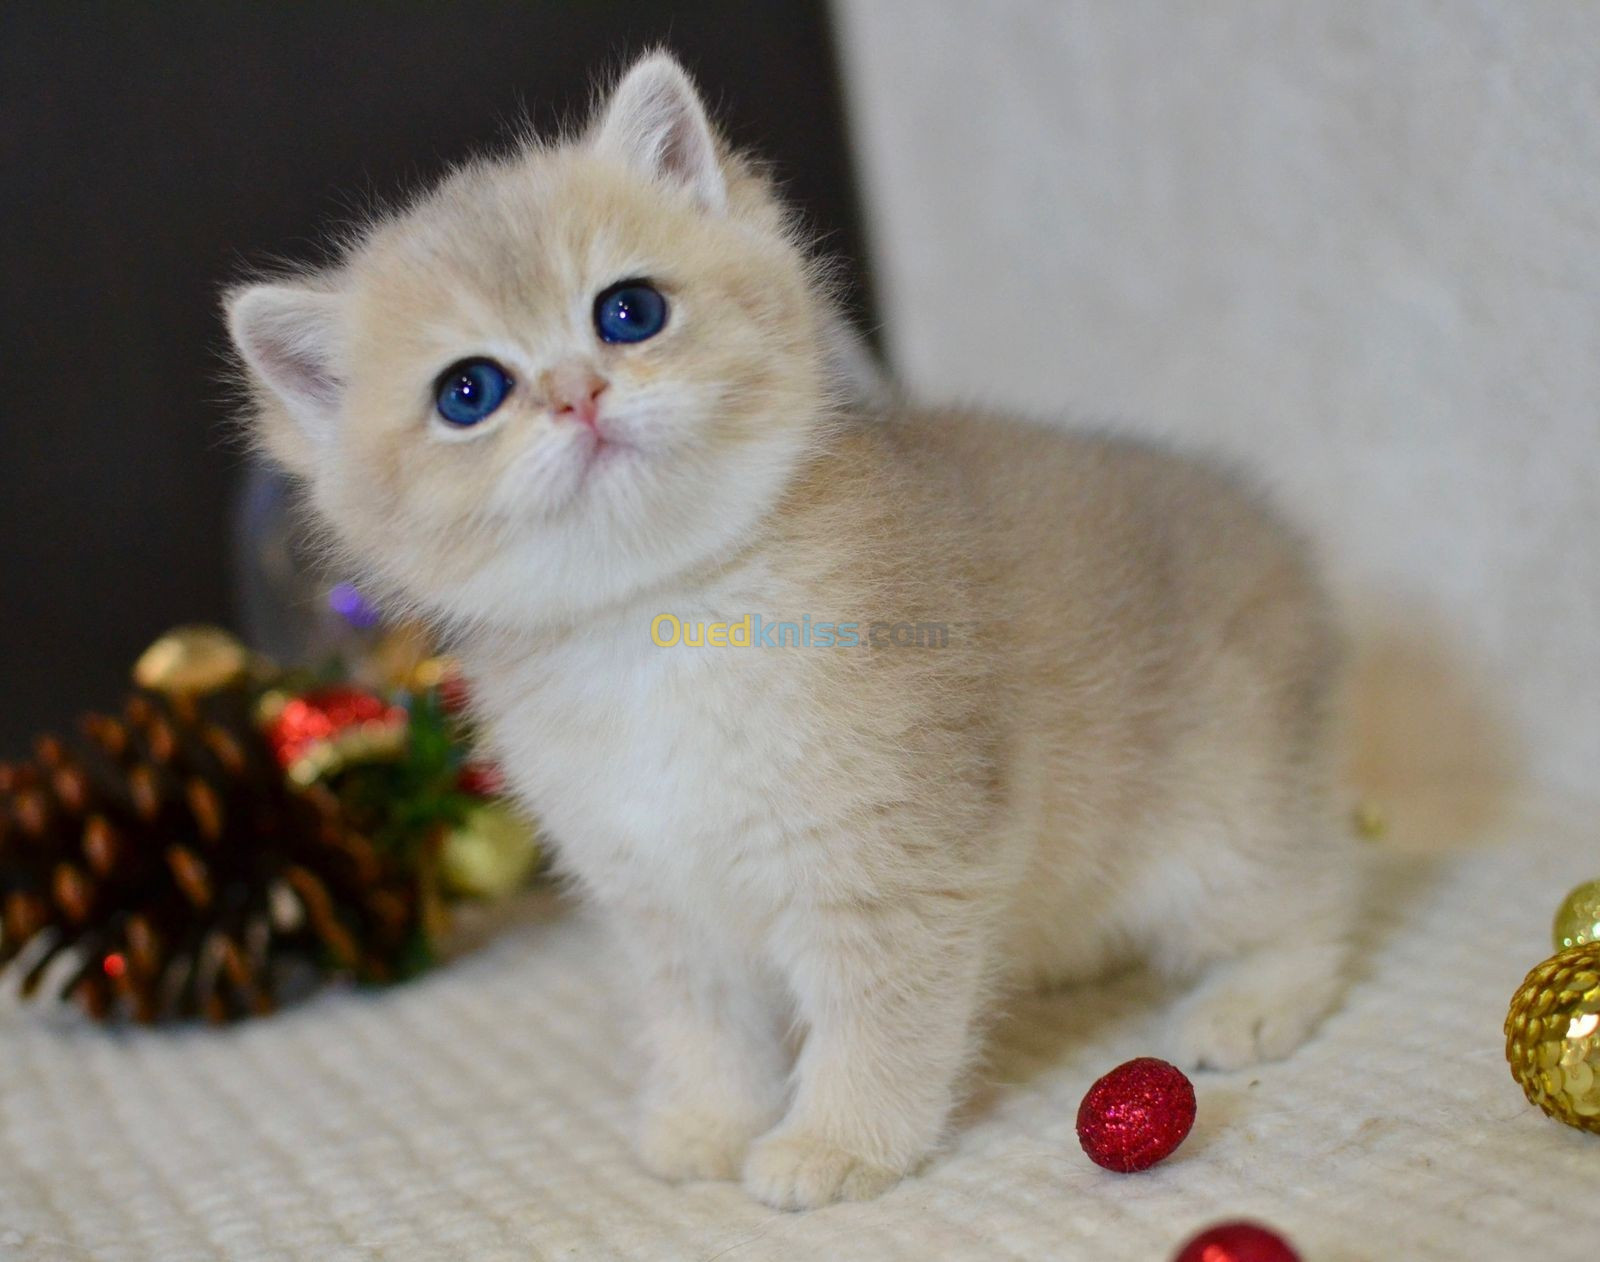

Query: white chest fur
464,583,836,936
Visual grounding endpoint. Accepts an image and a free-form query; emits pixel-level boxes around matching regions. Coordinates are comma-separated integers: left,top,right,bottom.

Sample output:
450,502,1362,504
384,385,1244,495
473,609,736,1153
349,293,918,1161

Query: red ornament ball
1075,1056,1196,1172
1172,1221,1300,1262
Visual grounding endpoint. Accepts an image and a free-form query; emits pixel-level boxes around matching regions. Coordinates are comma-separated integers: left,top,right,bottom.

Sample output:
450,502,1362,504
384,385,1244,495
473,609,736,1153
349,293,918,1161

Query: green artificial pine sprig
326,686,477,863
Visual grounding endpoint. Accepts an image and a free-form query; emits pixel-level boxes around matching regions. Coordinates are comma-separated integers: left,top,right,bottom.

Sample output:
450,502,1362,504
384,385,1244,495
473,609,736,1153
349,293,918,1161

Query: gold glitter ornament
1554,879,1600,952
1504,942,1600,1134
440,802,542,899
132,625,252,697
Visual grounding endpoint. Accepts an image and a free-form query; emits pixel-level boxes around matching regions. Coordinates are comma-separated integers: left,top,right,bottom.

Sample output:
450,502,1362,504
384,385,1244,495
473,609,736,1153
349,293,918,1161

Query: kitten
226,53,1356,1210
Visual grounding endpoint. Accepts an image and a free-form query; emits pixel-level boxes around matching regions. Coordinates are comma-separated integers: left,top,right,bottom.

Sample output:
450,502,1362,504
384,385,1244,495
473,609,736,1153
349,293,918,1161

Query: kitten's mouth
585,425,626,457
575,424,634,482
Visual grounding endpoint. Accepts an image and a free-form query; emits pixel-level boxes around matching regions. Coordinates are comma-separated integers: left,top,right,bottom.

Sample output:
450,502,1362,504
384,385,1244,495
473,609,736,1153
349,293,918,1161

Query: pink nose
542,367,608,429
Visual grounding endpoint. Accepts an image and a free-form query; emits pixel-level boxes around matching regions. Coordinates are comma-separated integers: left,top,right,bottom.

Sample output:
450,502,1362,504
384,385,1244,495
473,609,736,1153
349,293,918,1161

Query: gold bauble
408,655,458,693
1505,942,1600,1134
440,802,542,899
132,625,251,697
1554,879,1600,952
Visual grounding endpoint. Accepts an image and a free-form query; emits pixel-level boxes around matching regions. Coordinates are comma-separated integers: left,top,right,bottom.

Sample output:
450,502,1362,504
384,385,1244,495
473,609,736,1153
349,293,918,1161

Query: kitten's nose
541,365,609,430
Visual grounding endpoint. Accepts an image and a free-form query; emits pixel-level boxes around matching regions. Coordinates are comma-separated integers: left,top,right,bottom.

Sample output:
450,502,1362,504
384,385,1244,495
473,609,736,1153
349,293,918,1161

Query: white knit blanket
3,788,1597,1262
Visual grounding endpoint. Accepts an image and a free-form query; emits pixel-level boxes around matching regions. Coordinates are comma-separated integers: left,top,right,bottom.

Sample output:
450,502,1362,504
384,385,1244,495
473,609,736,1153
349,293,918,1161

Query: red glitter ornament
1171,1221,1300,1262
1075,1056,1196,1172
260,686,407,784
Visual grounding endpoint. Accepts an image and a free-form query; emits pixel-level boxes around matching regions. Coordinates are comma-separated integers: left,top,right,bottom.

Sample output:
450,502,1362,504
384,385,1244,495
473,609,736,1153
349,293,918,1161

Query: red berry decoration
436,666,473,716
1075,1056,1196,1172
456,759,507,797
1172,1221,1300,1262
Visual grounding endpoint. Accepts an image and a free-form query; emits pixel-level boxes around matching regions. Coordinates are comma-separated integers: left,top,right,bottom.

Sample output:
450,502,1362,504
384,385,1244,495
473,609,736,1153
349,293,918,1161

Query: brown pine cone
0,688,424,1023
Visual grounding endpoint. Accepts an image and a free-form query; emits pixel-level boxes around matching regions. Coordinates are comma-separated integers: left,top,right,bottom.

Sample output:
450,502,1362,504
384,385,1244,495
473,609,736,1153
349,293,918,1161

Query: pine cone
0,688,425,1023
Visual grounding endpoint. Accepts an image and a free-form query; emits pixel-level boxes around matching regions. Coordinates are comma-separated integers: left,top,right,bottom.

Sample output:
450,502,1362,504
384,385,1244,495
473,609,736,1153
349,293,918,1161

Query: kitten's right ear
226,283,346,467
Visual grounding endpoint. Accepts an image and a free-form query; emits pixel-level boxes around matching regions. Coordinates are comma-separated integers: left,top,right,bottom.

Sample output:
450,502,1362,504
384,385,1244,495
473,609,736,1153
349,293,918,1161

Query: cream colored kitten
227,53,1356,1210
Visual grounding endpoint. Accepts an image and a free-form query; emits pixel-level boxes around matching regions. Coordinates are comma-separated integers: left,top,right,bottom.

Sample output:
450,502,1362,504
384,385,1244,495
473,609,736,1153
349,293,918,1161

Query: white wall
833,1,1600,824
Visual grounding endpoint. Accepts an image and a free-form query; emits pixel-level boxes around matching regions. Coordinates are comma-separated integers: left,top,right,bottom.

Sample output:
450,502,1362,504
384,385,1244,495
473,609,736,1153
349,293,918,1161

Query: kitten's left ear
592,53,726,213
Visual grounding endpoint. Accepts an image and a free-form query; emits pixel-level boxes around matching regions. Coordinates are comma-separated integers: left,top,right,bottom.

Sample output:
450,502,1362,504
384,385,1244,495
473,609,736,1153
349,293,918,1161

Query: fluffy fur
226,53,1357,1210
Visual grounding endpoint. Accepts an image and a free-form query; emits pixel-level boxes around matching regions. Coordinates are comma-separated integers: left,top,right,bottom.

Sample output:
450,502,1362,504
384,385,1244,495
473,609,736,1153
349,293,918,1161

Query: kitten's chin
413,526,695,633
412,432,813,633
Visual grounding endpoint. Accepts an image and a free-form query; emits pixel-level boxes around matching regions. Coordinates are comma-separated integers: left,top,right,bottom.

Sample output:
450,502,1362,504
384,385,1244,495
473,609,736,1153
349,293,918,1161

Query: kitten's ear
592,53,726,212
226,283,346,468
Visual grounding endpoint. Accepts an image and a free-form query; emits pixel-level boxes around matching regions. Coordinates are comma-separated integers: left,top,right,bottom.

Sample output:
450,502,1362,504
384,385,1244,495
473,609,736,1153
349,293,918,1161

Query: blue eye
594,280,668,344
434,358,512,427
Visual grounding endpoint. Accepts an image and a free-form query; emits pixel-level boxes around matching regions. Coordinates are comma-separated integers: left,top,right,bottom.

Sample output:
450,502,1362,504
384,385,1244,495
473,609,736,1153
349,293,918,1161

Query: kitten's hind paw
636,1104,766,1183
743,1131,903,1210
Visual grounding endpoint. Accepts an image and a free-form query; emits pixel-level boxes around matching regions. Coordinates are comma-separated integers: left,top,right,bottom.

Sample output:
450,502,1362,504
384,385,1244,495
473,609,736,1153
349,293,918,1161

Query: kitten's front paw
742,1131,903,1210
636,1105,765,1183
1172,961,1344,1071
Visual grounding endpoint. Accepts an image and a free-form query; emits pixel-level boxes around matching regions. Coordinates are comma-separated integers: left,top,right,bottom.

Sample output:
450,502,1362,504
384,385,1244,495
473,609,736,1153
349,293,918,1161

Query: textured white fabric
2,789,1597,1261
831,0,1600,806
